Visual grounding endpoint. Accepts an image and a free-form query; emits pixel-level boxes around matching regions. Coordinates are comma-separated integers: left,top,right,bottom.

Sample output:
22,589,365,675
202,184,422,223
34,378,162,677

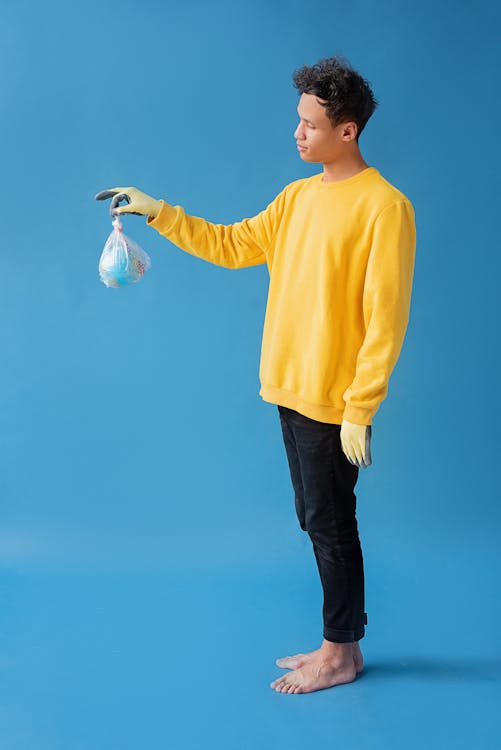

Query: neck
321,153,369,183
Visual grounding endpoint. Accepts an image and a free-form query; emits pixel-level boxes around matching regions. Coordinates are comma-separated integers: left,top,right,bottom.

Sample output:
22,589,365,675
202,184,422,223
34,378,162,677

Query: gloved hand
340,420,372,468
95,186,162,218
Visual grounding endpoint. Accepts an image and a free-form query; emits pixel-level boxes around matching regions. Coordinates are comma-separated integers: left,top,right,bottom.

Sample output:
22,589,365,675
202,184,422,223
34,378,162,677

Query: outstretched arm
95,184,289,270
145,188,288,269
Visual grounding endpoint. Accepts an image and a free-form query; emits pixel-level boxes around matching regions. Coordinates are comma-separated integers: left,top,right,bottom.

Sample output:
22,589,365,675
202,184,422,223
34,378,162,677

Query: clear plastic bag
98,215,151,288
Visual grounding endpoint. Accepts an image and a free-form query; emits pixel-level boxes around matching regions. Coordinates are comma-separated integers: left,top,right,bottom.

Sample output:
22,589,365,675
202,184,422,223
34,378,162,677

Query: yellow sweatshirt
146,167,416,426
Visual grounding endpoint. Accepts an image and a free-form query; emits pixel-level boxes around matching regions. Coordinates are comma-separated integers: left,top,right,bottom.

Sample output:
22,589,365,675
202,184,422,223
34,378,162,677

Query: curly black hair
292,55,378,141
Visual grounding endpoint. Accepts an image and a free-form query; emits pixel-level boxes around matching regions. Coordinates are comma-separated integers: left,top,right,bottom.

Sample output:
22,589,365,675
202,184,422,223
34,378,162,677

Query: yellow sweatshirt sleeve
145,186,288,269
342,200,417,426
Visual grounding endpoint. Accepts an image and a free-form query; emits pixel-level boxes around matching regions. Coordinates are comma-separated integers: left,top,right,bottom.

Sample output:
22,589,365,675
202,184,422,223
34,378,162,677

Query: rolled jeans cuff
323,613,368,643
323,628,356,643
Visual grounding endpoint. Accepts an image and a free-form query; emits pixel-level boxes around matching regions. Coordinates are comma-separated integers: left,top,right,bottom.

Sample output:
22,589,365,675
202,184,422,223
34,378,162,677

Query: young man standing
96,55,416,695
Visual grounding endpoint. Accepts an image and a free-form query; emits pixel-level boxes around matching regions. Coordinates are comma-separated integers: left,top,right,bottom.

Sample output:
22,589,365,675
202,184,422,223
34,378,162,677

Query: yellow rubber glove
340,420,372,469
95,186,162,219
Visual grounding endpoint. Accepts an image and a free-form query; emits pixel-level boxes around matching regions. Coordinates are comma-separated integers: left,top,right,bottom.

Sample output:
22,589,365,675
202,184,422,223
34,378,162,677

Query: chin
301,153,316,162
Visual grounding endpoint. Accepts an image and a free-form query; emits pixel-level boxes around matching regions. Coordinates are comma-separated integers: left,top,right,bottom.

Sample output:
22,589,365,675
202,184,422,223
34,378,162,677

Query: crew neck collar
316,166,377,187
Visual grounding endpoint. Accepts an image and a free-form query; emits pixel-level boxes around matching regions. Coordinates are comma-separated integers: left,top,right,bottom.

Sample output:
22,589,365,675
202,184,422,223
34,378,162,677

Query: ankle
320,639,354,653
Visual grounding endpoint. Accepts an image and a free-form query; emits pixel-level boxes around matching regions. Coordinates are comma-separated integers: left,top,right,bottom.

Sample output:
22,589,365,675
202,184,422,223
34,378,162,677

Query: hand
94,186,162,218
340,419,372,468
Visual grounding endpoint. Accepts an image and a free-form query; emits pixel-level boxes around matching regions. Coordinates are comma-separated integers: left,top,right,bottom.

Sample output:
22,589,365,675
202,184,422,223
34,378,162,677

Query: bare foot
270,650,356,694
276,640,364,674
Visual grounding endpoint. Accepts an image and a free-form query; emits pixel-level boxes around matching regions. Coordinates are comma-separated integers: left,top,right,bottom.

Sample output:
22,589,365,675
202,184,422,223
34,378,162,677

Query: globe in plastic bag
99,216,151,288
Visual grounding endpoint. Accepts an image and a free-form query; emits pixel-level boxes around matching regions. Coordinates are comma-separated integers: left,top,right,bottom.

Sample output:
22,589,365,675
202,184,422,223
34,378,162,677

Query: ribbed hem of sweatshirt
259,384,374,426
146,199,179,232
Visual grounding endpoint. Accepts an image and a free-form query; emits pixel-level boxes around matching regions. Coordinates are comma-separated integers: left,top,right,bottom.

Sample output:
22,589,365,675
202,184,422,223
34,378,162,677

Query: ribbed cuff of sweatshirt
145,199,179,233
343,404,375,426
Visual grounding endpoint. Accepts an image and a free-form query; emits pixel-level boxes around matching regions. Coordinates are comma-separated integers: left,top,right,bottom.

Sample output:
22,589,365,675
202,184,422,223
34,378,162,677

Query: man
96,55,416,695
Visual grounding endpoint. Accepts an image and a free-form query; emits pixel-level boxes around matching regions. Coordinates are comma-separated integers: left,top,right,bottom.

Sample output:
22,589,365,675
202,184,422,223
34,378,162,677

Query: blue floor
0,547,499,749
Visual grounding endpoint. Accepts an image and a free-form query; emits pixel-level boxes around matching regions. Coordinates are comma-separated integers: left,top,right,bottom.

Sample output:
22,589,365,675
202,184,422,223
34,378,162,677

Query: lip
297,144,307,151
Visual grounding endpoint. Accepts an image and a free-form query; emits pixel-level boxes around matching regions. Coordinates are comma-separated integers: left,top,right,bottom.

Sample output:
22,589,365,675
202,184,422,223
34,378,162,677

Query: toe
276,653,306,669
275,656,291,667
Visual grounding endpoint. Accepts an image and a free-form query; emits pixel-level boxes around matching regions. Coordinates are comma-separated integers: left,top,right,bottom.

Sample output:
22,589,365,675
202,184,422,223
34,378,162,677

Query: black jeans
277,404,368,643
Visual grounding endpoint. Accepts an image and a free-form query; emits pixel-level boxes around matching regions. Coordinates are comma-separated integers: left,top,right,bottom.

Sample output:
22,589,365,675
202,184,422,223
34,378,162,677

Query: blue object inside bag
98,216,151,288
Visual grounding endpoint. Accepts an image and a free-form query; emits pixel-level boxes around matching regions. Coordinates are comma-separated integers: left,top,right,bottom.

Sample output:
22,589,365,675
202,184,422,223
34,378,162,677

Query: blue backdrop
1,0,500,747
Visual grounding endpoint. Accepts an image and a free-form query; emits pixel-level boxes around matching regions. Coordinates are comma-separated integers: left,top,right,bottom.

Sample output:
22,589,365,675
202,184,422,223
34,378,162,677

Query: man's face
294,93,355,162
